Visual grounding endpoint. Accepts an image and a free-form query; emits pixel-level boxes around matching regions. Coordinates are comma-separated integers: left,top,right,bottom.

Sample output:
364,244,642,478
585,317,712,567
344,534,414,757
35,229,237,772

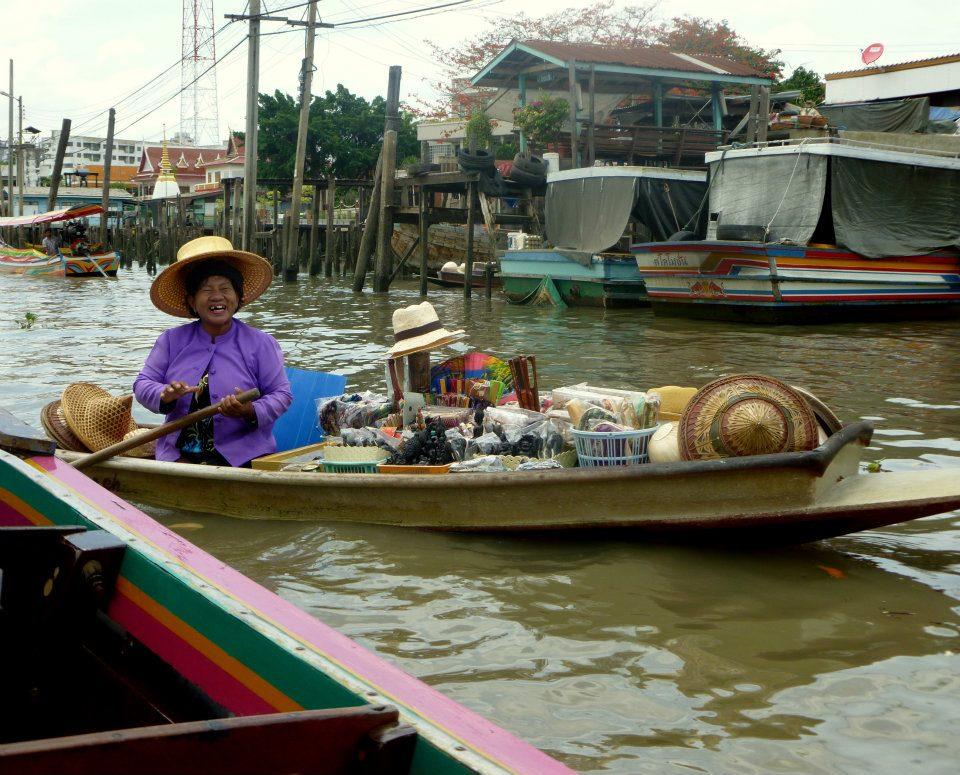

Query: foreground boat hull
0,247,120,277
54,424,960,543
501,250,648,307
0,450,571,774
633,241,960,322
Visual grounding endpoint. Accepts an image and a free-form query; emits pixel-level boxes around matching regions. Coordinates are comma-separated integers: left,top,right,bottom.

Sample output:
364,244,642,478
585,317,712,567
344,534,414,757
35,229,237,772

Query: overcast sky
2,0,958,145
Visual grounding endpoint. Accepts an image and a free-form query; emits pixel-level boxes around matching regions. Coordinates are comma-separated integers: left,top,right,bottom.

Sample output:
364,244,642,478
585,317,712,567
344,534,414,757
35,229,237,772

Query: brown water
3,269,960,773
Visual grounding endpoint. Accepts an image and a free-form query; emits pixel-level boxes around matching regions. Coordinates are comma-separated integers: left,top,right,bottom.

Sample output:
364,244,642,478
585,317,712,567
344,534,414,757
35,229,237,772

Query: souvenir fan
430,353,512,394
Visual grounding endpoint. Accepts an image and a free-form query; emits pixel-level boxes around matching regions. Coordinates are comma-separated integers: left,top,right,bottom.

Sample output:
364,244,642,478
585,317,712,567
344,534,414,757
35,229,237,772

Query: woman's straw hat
59,383,154,457
150,236,273,318
678,375,819,461
387,301,464,358
40,399,89,452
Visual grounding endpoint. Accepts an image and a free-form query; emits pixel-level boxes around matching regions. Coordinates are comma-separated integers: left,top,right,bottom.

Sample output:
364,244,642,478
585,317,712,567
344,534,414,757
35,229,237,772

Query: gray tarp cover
632,177,708,241
709,154,828,244
545,175,708,262
818,97,930,133
831,156,960,258
546,176,637,258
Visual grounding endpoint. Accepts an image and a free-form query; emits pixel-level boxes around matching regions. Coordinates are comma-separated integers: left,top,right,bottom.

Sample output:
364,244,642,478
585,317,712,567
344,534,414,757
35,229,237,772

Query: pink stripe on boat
31,456,574,774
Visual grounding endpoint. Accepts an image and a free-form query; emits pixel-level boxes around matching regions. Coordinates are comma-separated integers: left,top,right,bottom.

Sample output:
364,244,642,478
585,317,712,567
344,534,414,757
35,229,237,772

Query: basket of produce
320,446,389,474
571,426,659,467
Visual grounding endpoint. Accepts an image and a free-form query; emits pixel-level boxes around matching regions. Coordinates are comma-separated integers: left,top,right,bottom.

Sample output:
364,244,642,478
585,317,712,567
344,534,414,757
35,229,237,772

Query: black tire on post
667,230,699,241
457,148,495,172
503,166,546,188
512,154,546,175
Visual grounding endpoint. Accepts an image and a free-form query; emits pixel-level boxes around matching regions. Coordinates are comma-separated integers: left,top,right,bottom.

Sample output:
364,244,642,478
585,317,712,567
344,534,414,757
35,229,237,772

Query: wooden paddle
71,389,260,471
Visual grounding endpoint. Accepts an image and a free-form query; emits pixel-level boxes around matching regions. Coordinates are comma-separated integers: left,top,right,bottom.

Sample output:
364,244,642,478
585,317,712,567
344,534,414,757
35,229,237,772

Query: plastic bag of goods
482,405,546,438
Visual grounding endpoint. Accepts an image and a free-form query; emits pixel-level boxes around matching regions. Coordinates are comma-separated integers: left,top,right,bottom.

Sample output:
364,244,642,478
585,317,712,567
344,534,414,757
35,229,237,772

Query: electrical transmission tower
180,0,220,146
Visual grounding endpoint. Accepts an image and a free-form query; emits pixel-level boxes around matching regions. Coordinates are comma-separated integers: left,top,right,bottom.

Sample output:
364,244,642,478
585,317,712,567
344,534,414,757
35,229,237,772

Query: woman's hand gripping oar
71,389,260,470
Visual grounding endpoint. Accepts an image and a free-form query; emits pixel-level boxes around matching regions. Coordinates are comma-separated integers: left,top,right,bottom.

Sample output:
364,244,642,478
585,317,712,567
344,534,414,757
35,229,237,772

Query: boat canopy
0,204,104,228
706,140,960,258
545,167,707,257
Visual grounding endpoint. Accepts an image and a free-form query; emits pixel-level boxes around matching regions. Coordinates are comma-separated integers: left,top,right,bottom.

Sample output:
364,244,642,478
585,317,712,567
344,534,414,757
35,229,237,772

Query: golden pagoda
151,130,180,200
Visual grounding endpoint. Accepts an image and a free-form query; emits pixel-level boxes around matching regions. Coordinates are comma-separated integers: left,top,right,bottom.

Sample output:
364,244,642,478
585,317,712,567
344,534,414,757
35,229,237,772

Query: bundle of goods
316,392,393,436
430,353,512,394
508,355,539,411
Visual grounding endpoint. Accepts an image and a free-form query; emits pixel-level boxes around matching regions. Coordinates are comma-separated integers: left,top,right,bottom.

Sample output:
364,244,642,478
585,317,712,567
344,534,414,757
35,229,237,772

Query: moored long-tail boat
633,138,960,322
0,427,572,772
53,423,960,543
0,204,119,277
392,223,503,271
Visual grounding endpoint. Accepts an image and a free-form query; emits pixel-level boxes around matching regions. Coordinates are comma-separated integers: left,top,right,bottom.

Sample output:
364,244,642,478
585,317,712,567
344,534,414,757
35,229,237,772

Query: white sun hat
386,301,465,358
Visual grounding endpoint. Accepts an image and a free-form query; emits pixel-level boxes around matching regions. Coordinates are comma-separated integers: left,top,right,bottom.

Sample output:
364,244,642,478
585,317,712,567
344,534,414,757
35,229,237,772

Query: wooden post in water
463,181,475,300
47,118,71,211
418,184,429,297
221,179,231,236
308,186,321,275
100,108,115,243
231,180,242,245
373,130,397,292
352,153,382,291
324,176,336,278
747,86,759,144
587,66,596,167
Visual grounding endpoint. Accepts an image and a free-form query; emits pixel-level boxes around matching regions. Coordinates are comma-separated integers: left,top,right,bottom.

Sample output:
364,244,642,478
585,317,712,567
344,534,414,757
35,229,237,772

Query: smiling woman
133,237,292,467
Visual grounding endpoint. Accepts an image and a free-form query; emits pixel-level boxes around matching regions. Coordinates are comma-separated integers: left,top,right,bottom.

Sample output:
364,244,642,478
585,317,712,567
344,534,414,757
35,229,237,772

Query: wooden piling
324,176,336,278
463,181,475,300
373,130,397,292
418,185,429,297
352,153,382,291
308,187,321,276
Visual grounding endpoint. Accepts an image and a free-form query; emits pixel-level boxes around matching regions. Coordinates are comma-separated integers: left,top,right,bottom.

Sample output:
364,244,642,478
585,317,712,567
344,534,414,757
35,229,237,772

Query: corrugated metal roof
826,52,960,79
519,39,765,77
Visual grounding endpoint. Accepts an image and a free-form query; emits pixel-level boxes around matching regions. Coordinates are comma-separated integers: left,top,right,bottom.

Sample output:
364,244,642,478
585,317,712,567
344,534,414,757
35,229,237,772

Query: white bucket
542,152,560,176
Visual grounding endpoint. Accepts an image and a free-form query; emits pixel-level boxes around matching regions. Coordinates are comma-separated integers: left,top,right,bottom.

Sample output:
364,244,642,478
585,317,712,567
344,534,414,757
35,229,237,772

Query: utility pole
100,108,115,242
6,60,12,217
48,119,71,212
284,0,319,282
17,97,24,216
242,0,260,252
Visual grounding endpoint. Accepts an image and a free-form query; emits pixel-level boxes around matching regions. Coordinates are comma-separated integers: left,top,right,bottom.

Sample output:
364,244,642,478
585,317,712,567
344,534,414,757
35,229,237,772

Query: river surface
2,268,960,773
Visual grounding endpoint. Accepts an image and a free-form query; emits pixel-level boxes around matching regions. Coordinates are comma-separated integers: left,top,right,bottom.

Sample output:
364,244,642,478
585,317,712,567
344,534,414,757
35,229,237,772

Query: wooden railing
572,125,727,168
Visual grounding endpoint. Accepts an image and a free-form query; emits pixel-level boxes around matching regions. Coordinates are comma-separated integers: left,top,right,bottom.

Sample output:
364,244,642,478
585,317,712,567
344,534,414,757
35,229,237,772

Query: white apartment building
38,131,145,178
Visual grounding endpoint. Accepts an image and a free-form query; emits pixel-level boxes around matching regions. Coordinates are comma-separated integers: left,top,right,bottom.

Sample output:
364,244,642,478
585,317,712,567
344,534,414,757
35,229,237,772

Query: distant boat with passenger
0,204,120,278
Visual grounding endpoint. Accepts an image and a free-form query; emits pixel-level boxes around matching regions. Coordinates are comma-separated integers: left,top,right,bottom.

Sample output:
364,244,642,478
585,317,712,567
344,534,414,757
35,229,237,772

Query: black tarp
831,156,960,258
818,97,930,133
546,176,638,257
632,177,708,240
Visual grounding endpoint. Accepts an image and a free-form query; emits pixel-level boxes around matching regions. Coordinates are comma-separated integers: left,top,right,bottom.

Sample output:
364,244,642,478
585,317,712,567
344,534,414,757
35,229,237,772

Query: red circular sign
862,43,884,65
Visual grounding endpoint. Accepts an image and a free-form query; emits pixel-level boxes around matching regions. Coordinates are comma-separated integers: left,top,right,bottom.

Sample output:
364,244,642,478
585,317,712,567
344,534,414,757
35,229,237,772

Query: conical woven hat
679,375,819,461
150,236,273,318
40,399,90,452
60,383,140,453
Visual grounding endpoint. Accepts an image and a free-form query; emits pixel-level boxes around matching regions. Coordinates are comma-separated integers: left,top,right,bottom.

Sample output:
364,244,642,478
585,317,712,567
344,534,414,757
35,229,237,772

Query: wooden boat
427,265,501,289
0,246,120,277
392,223,503,271
633,138,960,323
52,423,960,544
0,204,119,278
0,417,571,773
502,167,706,308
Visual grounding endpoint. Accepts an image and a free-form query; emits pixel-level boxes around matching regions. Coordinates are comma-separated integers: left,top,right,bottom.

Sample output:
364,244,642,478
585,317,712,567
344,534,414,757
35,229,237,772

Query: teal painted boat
501,249,648,307
0,428,572,774
501,166,707,308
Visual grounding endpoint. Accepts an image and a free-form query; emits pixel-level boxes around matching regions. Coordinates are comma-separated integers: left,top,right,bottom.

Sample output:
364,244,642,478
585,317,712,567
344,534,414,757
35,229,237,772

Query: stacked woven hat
677,375,821,461
41,383,155,458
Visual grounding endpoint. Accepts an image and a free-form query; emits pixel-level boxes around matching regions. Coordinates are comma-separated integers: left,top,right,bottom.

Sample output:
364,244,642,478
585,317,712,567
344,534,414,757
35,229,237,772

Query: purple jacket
134,319,292,466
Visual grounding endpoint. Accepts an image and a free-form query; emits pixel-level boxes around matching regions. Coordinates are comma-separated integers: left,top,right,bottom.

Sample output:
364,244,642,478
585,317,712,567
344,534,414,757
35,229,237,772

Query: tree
419,3,783,117
778,65,825,105
256,85,418,181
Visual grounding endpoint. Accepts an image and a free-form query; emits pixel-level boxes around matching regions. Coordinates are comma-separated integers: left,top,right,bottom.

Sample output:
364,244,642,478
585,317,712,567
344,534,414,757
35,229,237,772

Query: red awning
0,204,104,227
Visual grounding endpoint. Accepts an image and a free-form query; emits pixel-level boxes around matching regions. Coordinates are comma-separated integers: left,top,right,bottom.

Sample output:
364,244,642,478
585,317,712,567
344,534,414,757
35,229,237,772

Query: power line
115,36,247,136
